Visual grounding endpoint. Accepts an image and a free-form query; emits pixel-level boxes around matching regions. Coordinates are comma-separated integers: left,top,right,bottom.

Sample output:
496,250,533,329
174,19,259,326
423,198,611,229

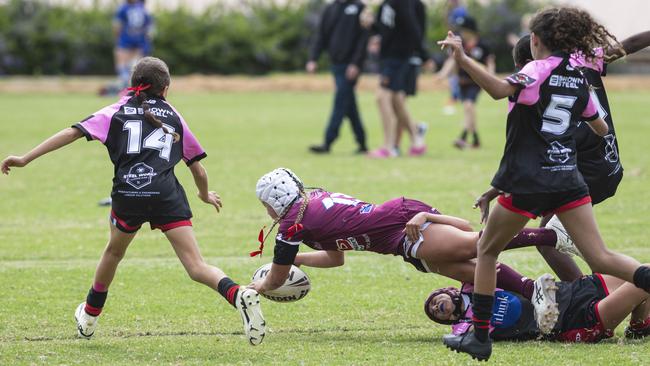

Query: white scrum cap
256,168,304,216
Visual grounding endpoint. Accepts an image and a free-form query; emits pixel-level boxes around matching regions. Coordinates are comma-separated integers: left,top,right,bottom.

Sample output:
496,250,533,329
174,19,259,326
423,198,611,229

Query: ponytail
135,88,180,143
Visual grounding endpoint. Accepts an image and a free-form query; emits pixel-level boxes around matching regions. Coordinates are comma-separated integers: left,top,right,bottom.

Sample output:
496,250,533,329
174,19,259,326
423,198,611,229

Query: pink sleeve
570,48,605,74
165,102,206,165
582,91,600,120
506,57,563,106
73,98,127,144
179,117,207,164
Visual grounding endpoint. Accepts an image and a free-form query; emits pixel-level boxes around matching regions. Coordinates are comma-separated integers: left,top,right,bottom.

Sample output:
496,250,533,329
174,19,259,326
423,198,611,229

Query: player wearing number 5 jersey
1,57,265,346
247,168,582,302
437,8,650,361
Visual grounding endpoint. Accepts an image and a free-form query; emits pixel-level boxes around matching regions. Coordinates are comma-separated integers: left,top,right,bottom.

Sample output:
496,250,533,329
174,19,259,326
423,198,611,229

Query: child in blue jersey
113,0,154,90
1,57,265,346
437,7,650,361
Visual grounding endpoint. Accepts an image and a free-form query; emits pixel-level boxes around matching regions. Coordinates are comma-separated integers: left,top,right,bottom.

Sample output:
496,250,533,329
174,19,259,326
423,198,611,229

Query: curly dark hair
529,7,622,62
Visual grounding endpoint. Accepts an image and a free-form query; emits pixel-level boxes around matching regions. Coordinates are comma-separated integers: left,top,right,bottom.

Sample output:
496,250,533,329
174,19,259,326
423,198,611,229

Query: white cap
256,168,303,216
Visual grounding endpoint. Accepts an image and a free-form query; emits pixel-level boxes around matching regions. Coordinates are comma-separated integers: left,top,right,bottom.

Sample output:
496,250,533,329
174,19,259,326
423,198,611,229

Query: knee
185,261,207,282
583,248,615,273
104,244,127,261
476,240,501,259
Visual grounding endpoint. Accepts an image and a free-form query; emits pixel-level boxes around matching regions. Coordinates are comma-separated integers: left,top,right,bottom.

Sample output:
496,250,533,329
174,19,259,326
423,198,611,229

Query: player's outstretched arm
586,116,609,137
251,263,292,293
294,251,344,268
404,212,473,242
438,31,518,100
607,30,650,62
188,161,222,212
1,127,82,175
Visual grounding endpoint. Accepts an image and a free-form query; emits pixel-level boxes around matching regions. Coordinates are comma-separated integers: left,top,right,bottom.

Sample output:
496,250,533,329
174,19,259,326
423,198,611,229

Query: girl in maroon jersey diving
247,168,579,301
1,57,265,345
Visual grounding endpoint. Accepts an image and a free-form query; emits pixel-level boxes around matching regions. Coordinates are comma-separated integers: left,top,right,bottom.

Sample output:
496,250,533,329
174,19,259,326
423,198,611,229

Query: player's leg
443,204,529,360
372,87,397,156
536,214,583,281
464,100,478,147
114,47,131,89
557,205,650,291
75,220,138,339
164,226,266,345
597,277,650,331
393,92,426,154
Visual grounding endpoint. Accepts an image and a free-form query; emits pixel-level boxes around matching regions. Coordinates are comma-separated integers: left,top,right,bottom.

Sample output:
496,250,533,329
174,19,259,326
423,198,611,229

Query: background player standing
1,57,265,346
307,0,369,155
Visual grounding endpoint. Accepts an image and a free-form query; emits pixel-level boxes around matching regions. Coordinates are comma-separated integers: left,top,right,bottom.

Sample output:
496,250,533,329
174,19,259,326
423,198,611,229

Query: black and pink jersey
492,54,600,194
275,190,432,256
570,49,622,183
72,94,206,216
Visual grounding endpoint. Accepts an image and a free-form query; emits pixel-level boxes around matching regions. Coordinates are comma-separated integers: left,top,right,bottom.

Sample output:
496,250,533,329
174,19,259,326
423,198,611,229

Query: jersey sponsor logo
359,204,374,214
508,73,536,86
123,162,157,189
547,141,572,164
380,4,395,28
145,99,157,104
335,237,367,251
149,107,174,118
565,64,575,71
344,4,358,15
124,106,138,114
549,74,585,89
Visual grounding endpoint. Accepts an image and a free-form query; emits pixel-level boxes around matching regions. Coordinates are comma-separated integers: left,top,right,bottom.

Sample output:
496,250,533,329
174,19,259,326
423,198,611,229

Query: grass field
1,86,650,365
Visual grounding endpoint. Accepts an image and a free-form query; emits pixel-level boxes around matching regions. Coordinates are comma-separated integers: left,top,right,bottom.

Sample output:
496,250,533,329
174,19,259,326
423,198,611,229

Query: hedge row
0,0,533,75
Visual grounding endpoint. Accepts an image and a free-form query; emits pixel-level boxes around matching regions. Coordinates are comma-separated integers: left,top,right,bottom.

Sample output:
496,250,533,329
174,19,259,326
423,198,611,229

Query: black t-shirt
570,49,623,181
491,54,600,194
73,94,206,216
458,40,491,86
376,0,422,60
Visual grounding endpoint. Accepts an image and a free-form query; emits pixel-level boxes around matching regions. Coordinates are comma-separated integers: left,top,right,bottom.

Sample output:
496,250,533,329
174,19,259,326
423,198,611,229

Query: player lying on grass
247,168,579,301
0,57,265,345
475,29,650,283
425,273,650,343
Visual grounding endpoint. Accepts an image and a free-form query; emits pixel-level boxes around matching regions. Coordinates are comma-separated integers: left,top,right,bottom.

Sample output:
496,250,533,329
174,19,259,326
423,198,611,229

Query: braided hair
129,57,180,142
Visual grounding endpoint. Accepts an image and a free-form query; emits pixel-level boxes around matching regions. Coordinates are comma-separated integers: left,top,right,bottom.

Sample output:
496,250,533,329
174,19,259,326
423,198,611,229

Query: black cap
454,16,478,32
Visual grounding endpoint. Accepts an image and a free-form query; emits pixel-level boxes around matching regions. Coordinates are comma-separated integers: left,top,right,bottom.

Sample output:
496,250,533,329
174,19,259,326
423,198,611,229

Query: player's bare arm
255,262,292,292
438,31,518,99
473,187,500,224
189,161,222,212
405,212,473,242
1,127,83,175
294,251,345,268
606,30,650,62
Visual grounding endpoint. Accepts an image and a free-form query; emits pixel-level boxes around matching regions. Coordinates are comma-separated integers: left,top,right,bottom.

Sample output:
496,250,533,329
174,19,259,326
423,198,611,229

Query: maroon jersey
276,190,434,256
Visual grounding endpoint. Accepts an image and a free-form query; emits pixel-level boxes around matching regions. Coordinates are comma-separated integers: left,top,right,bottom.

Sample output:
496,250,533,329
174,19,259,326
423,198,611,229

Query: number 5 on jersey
123,120,175,161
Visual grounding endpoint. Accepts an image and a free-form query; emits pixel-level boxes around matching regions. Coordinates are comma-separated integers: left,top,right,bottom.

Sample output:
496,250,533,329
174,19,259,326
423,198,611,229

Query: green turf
1,88,649,365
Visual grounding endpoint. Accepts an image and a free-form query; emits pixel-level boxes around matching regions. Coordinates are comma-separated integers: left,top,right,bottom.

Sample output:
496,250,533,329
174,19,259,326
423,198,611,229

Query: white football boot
74,302,98,339
532,274,560,334
546,215,583,259
235,288,266,345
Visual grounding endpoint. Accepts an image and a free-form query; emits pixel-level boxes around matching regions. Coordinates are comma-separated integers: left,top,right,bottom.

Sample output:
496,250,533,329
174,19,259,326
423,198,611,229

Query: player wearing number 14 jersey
248,168,583,300
1,57,265,346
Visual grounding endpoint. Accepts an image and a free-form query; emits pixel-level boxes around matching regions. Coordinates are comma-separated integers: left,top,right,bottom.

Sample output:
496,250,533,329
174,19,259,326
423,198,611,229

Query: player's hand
247,279,265,293
473,195,490,224
1,155,27,175
437,31,465,62
198,191,222,212
346,64,360,80
306,61,318,74
404,212,427,242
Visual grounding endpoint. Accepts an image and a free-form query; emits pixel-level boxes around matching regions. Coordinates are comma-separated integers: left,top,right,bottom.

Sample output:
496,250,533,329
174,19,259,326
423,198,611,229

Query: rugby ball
251,263,311,302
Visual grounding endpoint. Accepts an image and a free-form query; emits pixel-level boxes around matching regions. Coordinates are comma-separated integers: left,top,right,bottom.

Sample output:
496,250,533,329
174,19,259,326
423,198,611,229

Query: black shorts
553,274,613,342
110,209,192,233
459,84,481,102
497,187,591,219
404,63,420,96
380,58,410,92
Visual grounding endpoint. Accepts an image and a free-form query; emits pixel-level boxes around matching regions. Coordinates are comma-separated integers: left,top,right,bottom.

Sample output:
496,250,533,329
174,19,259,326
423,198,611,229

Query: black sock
85,287,108,316
460,129,468,141
472,132,480,146
633,266,650,292
217,277,240,308
472,293,494,342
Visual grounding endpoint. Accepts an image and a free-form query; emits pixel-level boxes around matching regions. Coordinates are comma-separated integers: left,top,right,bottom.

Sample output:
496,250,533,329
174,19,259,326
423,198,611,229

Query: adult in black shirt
307,0,369,154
